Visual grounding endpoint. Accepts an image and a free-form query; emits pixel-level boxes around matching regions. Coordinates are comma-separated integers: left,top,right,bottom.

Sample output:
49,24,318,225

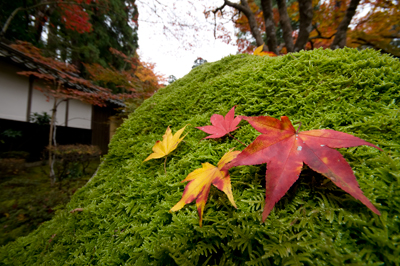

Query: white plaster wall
30,80,67,126
67,99,92,129
30,85,92,129
0,60,29,121
0,59,92,129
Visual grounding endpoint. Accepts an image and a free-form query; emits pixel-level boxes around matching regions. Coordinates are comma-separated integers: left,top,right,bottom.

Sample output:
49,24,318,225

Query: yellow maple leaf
144,125,189,162
170,149,240,226
253,44,277,57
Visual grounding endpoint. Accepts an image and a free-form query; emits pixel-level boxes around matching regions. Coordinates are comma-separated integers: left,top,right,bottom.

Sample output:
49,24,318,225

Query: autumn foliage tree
209,0,399,56
309,0,399,55
347,0,400,56
84,48,165,113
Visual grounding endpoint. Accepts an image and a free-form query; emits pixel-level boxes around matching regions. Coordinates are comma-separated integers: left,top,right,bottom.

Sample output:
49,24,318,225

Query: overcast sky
136,0,238,80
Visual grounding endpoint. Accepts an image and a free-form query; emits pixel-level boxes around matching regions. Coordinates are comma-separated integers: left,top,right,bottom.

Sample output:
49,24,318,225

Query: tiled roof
0,40,125,107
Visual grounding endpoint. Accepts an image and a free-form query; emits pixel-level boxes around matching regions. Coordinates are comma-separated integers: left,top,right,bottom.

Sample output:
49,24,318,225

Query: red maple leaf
224,115,382,221
196,106,241,139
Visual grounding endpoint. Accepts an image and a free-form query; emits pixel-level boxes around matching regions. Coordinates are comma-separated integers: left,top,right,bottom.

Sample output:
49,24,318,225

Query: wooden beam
26,75,34,122
65,99,69,127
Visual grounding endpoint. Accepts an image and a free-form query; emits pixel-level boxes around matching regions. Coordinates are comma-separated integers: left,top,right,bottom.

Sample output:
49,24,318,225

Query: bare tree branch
207,2,227,38
224,0,264,47
309,24,336,40
353,37,389,53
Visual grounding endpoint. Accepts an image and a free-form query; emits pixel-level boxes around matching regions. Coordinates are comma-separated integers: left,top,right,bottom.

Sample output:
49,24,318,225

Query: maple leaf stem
295,121,302,133
228,133,247,147
164,156,167,174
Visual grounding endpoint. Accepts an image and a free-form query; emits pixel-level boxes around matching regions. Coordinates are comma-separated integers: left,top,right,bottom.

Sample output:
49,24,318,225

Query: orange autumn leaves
144,107,382,226
253,44,277,57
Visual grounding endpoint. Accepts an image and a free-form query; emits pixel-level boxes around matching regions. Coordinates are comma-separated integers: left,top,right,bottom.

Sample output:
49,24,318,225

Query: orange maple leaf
253,44,277,57
170,150,240,226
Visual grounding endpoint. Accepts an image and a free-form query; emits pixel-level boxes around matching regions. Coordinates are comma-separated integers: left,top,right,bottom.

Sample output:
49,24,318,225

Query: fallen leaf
70,208,84,213
253,44,277,57
196,106,241,139
17,214,25,221
224,115,382,221
144,125,188,162
48,234,56,243
170,149,240,226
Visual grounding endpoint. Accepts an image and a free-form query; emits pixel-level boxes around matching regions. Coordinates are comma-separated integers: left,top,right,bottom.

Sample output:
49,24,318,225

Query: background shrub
0,151,29,160
0,161,100,246
48,144,101,183
0,158,25,177
0,151,29,176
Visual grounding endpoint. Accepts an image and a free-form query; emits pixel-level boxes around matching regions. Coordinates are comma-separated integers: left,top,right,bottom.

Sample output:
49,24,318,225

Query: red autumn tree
58,0,93,33
307,0,399,56
84,48,165,113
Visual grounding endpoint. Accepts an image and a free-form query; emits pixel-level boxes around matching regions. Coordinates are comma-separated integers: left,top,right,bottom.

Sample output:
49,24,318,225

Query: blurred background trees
207,0,399,57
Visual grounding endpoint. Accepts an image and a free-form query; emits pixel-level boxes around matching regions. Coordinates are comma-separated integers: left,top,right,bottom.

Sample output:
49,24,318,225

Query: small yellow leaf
144,125,189,162
253,44,264,55
253,44,277,57
170,149,240,226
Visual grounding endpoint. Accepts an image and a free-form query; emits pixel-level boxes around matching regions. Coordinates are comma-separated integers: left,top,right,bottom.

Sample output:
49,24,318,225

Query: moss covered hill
1,48,400,265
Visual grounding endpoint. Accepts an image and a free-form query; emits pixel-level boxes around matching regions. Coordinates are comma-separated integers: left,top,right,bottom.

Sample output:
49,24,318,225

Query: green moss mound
1,48,400,265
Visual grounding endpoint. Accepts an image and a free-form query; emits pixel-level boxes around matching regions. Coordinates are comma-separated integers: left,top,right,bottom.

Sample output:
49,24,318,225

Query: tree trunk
260,0,278,54
225,0,264,47
294,0,313,52
48,97,57,185
276,0,294,52
331,0,361,49
33,1,49,43
240,0,264,47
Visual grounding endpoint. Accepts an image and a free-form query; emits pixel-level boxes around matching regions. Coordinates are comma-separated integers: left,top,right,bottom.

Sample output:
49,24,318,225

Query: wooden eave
0,40,125,107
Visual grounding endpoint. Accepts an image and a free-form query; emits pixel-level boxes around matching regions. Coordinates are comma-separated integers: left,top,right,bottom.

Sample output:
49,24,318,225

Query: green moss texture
1,48,400,265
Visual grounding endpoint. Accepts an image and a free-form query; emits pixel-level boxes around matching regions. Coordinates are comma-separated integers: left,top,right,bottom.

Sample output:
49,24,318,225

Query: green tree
0,1,39,44
192,57,207,69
